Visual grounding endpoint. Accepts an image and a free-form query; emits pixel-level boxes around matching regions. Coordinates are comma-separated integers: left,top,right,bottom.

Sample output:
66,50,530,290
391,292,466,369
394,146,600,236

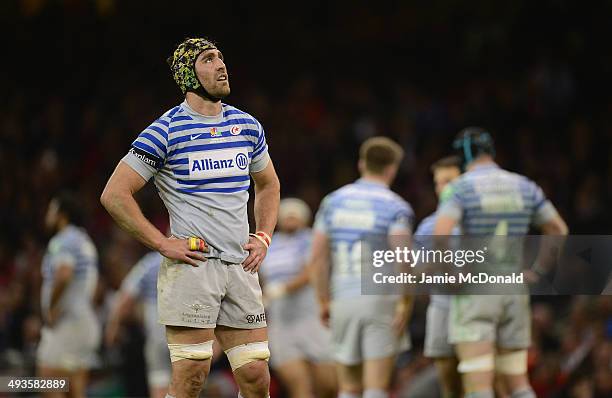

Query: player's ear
358,159,365,174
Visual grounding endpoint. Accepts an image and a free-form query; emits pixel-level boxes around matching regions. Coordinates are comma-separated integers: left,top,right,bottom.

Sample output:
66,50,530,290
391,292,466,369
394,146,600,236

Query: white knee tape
457,354,495,373
495,350,527,374
224,341,270,372
168,340,214,363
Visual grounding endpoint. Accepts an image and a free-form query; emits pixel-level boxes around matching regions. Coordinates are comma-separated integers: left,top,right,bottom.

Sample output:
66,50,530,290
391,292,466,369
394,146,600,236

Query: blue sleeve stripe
177,175,250,185
133,141,161,157
167,106,181,118
534,198,546,210
168,140,253,157
154,118,170,127
167,158,189,165
172,169,189,175
177,185,250,194
252,144,267,159
148,125,169,140
139,133,167,155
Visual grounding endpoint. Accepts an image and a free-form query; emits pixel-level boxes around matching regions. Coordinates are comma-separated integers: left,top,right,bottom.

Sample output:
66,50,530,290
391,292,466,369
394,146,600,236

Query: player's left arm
48,263,74,327
310,230,332,327
388,205,415,336
243,160,280,273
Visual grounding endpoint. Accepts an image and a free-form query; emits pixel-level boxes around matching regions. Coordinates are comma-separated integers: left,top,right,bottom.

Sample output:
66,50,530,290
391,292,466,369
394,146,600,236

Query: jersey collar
181,100,224,121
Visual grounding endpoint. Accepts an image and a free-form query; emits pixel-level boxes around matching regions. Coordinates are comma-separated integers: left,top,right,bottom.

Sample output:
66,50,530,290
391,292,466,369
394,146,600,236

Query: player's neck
56,218,69,232
185,92,222,116
360,173,390,187
466,156,495,171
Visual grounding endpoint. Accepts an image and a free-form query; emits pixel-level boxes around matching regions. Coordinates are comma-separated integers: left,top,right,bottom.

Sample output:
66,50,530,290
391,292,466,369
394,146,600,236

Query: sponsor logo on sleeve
130,146,162,169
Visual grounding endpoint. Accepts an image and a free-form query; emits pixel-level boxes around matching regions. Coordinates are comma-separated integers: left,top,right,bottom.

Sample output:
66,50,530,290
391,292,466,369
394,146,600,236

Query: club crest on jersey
230,125,241,135
210,127,221,137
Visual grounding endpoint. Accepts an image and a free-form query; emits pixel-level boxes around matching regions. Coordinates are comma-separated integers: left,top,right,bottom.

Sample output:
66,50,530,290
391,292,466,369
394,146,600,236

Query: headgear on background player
452,127,495,169
167,37,221,101
278,198,312,225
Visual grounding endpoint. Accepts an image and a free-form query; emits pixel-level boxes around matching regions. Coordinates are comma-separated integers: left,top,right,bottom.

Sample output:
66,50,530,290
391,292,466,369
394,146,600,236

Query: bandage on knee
495,350,527,375
224,341,270,372
457,354,495,373
168,340,214,363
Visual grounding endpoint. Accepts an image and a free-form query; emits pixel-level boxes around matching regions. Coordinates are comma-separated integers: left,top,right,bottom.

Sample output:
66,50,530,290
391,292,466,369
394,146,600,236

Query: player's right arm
310,230,332,327
528,183,569,279
100,163,205,267
101,116,207,266
310,196,333,326
105,290,136,347
388,202,415,336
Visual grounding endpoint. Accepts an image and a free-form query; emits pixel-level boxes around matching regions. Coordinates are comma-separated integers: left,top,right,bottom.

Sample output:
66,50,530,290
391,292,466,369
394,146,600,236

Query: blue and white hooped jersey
260,229,312,285
122,101,270,263
313,179,414,299
41,225,99,317
438,163,557,236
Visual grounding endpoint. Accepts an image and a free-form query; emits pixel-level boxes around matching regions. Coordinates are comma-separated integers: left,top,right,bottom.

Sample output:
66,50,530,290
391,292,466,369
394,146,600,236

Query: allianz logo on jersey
188,148,249,179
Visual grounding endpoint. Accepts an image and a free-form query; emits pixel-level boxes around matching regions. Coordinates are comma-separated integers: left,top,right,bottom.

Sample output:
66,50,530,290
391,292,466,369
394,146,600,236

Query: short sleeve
389,202,414,234
48,239,76,269
122,118,169,181
249,121,270,173
313,196,331,235
437,181,465,221
531,183,559,227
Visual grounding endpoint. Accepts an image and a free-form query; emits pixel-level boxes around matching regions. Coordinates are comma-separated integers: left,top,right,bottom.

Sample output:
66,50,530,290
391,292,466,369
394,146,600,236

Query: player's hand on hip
159,236,208,267
242,236,268,273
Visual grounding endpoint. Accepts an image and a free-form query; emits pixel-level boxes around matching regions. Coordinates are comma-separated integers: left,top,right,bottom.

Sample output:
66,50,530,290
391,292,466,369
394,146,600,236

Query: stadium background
0,0,611,397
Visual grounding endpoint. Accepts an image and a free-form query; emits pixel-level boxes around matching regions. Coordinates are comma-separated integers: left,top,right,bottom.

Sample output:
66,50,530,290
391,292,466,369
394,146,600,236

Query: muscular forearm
49,279,69,312
101,190,166,251
253,179,280,236
311,256,331,305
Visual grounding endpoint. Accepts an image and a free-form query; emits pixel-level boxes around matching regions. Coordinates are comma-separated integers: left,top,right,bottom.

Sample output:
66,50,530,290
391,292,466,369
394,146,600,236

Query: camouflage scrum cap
167,38,217,94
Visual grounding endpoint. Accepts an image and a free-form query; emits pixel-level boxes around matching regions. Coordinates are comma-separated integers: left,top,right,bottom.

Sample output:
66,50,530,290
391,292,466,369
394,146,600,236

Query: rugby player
415,156,462,398
100,38,280,398
259,198,336,398
105,251,170,398
311,137,414,398
434,128,569,398
37,192,100,398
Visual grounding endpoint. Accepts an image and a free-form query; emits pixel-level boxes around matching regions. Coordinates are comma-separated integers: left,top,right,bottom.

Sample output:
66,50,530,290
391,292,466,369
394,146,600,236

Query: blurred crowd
1,0,611,397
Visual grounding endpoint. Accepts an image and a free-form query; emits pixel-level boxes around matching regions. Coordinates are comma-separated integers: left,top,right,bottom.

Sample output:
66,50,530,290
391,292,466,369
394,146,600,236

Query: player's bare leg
363,356,395,397
150,385,169,398
336,363,362,398
37,366,87,398
68,369,88,398
312,362,338,398
455,341,495,398
215,325,270,398
496,347,535,398
434,357,463,398
166,326,215,398
274,359,315,398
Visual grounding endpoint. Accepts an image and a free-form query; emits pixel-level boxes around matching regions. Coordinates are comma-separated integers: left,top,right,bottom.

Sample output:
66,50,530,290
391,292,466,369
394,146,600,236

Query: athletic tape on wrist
249,232,271,248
